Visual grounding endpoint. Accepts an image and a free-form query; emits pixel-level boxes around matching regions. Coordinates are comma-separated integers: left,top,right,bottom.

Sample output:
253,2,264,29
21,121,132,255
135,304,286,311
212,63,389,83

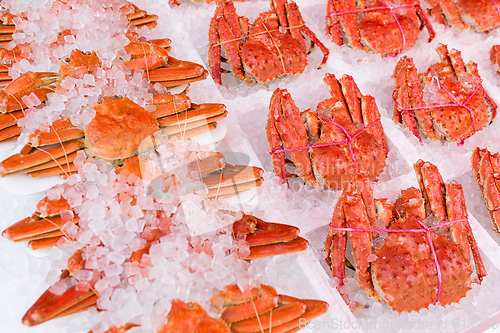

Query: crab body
209,0,329,85
324,161,486,312
267,73,388,190
393,44,496,142
327,0,435,55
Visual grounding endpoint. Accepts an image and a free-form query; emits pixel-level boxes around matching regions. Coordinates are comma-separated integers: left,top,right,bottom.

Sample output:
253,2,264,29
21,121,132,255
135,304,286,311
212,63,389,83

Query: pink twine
330,217,467,303
392,78,482,142
326,2,419,56
269,115,381,171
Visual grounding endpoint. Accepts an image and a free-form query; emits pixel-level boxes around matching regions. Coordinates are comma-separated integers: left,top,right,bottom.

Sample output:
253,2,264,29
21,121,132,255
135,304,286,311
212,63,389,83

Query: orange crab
211,283,329,332
471,147,500,233
208,0,329,85
0,95,227,178
427,0,500,32
324,161,487,312
232,214,309,260
2,155,265,250
393,44,497,142
327,0,436,56
267,73,388,190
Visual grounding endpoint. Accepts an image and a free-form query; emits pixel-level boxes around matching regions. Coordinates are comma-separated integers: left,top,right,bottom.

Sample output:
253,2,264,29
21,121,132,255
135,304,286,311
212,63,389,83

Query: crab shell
427,0,500,32
327,0,435,55
84,96,159,161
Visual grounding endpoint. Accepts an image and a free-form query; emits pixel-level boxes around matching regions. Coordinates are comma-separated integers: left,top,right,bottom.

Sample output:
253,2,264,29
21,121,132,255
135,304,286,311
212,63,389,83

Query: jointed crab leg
22,269,98,327
3,196,77,250
212,284,328,332
233,214,309,260
472,147,500,232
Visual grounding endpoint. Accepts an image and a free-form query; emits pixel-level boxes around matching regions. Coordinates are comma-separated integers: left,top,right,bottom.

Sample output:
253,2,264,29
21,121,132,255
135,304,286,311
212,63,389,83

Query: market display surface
2,0,500,332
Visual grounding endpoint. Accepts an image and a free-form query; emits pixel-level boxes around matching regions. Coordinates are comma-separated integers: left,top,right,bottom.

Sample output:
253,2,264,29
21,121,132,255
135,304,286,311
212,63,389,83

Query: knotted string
327,2,419,56
270,111,381,171
392,77,481,143
330,217,467,303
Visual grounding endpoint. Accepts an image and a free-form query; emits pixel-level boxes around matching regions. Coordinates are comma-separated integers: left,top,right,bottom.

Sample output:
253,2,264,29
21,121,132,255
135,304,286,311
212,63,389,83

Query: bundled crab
324,160,486,312
427,0,500,32
208,0,329,85
267,72,388,190
393,44,497,143
326,0,436,56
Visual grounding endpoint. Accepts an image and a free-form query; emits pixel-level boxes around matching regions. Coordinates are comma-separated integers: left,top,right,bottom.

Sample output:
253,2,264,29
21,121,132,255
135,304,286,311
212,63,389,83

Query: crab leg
209,0,247,83
329,0,362,49
160,110,227,135
151,94,191,118
0,139,84,176
270,88,317,186
3,214,78,242
0,71,57,113
204,166,264,200
229,295,306,333
22,270,97,327
147,58,208,85
446,181,487,282
413,160,446,221
472,147,500,232
218,285,279,323
157,103,226,127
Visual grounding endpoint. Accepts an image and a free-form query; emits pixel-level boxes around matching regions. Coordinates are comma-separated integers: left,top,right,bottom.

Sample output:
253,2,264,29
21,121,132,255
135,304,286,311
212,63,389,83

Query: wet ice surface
2,0,500,332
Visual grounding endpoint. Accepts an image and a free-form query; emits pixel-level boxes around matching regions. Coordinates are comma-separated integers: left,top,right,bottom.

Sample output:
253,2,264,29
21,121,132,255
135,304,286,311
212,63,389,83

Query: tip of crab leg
22,280,97,326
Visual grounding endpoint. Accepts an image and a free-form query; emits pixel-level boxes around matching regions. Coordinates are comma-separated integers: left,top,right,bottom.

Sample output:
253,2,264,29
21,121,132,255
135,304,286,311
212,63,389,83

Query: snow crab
208,0,329,85
324,160,486,312
393,43,497,142
2,154,264,249
211,283,329,332
326,0,436,56
0,95,227,178
267,73,388,190
427,0,500,32
471,147,500,233
233,214,308,260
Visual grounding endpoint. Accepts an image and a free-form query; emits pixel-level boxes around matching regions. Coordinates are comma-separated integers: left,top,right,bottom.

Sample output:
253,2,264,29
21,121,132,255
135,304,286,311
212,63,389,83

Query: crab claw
233,214,309,260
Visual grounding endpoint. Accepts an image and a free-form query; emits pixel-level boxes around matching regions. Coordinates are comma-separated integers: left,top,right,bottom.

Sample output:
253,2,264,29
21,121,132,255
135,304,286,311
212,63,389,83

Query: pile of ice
3,0,500,332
